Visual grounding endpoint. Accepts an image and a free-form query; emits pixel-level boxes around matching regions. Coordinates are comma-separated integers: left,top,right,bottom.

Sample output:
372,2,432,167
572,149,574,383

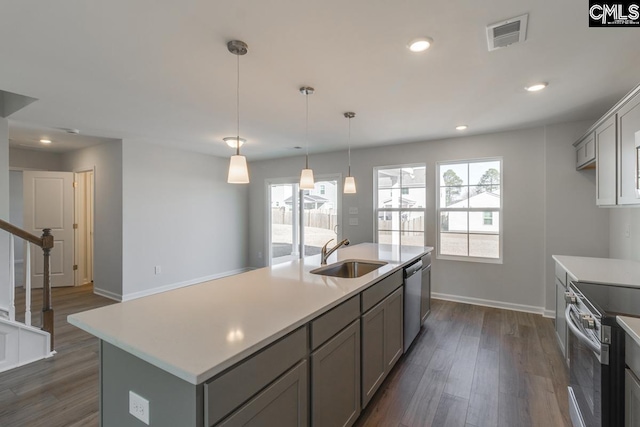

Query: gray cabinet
361,286,404,408
575,131,596,170
626,369,640,427
311,320,361,427
555,278,567,359
617,93,640,205
420,262,431,324
218,361,308,427
554,262,569,366
596,114,618,206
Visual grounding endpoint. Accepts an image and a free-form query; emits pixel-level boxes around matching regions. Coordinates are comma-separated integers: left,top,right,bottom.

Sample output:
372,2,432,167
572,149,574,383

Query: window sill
436,254,503,264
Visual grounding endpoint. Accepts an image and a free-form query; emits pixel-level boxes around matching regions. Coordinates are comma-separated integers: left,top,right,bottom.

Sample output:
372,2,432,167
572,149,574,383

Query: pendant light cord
348,116,352,176
305,92,309,169
236,54,241,156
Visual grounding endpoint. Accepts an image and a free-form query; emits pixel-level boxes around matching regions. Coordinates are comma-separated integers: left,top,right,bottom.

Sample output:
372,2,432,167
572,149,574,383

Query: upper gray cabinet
596,115,618,206
576,83,640,207
575,132,596,170
617,94,640,205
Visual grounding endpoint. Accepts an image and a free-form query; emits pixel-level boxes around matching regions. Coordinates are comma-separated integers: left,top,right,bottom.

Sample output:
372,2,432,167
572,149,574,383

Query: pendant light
299,87,315,190
343,112,357,194
226,40,250,184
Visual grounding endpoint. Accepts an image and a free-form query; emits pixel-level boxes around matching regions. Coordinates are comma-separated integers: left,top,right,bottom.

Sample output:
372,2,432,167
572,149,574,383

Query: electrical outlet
258,251,263,259
129,391,150,425
154,265,161,275
349,207,358,215
625,224,631,238
349,218,359,226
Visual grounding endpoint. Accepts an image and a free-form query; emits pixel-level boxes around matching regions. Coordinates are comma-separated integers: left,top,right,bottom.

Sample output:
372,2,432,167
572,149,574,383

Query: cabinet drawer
205,327,308,427
627,334,640,379
311,295,360,350
361,270,402,313
555,263,566,286
217,360,308,427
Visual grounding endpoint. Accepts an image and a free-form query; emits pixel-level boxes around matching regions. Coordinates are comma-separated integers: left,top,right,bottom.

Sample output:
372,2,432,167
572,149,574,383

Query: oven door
566,304,604,427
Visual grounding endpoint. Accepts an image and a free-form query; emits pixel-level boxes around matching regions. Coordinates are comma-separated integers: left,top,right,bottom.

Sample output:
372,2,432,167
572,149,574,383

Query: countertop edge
617,316,640,348
69,245,433,385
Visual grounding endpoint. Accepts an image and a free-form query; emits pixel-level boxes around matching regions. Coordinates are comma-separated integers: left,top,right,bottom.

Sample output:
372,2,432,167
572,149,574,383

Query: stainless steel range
565,281,640,427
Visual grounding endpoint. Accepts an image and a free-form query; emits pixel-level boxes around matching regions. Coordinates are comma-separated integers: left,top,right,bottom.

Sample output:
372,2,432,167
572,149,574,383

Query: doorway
74,170,94,287
12,169,94,288
268,176,341,265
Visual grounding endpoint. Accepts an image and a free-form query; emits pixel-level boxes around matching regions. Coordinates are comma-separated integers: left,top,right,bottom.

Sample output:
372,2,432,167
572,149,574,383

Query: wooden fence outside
272,209,337,231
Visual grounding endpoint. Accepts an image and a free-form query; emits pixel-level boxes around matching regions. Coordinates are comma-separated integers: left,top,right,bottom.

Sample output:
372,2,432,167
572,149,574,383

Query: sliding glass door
268,177,341,265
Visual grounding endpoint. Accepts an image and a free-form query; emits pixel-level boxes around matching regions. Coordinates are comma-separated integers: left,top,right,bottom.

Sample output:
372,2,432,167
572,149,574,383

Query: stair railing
0,218,54,351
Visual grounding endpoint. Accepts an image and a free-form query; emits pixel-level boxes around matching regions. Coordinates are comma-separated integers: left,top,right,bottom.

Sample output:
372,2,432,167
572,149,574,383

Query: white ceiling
1,1,639,159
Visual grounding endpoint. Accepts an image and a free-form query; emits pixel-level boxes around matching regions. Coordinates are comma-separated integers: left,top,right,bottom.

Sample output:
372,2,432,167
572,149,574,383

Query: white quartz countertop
68,243,431,385
618,316,640,347
552,255,640,288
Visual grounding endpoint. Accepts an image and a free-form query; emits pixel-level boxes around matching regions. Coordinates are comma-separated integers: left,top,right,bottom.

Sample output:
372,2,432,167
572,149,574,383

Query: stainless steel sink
310,260,388,278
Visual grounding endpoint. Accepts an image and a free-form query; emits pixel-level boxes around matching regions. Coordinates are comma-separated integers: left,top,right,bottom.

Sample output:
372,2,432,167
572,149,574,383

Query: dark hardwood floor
356,300,570,427
0,288,569,427
0,284,115,427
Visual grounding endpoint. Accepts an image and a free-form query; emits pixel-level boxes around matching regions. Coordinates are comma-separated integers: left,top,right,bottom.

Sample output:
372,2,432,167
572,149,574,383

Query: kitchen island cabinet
69,243,432,427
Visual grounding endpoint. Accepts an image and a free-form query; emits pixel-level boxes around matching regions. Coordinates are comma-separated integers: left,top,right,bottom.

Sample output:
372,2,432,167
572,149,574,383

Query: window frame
436,157,503,264
373,163,427,247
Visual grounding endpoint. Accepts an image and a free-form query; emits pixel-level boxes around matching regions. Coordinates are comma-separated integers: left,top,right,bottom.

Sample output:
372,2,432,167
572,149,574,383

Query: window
374,164,426,247
437,158,502,262
483,212,493,225
320,184,326,195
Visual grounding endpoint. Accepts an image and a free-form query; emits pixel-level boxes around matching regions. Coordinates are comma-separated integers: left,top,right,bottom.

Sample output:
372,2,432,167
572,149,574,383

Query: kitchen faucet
320,238,350,265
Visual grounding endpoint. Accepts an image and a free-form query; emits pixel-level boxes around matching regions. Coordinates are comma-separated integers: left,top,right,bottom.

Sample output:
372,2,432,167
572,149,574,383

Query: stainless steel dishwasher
403,259,422,353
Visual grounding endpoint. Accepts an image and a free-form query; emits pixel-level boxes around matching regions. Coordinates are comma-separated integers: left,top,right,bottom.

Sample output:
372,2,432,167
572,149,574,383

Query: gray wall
249,123,607,313
610,209,640,260
121,141,249,300
543,122,610,312
0,118,9,313
9,147,63,171
61,141,124,300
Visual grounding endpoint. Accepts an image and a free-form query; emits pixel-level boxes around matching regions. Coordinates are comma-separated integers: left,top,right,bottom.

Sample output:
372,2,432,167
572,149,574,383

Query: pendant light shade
300,168,315,190
299,87,315,190
227,40,250,184
343,112,357,194
344,176,357,193
228,154,249,183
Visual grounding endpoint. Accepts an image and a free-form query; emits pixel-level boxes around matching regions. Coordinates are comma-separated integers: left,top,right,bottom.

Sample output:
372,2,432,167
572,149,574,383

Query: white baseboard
93,287,123,302
543,309,556,319
432,292,546,316
121,268,253,302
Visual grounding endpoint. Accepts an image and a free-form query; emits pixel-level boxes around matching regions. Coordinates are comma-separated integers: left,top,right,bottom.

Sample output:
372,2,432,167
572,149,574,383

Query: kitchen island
69,243,432,427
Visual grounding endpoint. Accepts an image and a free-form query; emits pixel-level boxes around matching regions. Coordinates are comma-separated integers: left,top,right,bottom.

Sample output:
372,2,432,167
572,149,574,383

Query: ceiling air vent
486,14,528,51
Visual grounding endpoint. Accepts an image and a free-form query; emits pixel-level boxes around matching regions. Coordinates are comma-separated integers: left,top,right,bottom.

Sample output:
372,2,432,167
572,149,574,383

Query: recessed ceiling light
407,37,433,53
40,139,52,144
223,137,246,148
525,82,548,92
455,125,468,131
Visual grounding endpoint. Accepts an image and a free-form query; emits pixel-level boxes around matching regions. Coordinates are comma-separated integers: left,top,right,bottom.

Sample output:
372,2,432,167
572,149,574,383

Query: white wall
249,123,607,313
121,141,249,300
0,118,10,313
9,147,63,171
61,141,124,300
610,209,640,260
543,122,609,313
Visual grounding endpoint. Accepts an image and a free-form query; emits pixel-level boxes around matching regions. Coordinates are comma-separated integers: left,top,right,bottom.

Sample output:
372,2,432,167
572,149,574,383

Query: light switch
349,218,359,226
349,207,358,215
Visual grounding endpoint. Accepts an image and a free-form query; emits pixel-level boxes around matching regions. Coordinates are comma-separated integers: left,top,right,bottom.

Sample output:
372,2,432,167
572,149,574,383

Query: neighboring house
283,193,330,210
445,191,500,233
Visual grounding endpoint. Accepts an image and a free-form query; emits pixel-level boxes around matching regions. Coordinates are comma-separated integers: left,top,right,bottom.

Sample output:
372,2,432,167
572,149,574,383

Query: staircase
0,218,55,373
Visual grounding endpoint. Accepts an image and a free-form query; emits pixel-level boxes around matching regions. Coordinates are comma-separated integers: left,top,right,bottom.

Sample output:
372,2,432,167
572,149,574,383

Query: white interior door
23,171,75,288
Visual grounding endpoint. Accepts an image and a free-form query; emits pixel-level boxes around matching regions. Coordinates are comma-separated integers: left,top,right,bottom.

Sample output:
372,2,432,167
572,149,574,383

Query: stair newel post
41,228,55,351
